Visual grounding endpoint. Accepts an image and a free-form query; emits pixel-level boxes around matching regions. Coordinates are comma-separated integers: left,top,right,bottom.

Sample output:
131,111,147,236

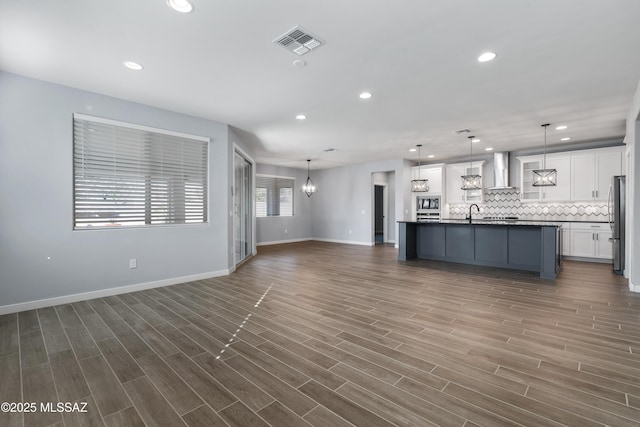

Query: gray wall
387,171,397,242
627,77,640,292
255,164,312,245
228,127,258,260
0,71,237,308
371,171,396,242
310,159,407,245
256,163,401,246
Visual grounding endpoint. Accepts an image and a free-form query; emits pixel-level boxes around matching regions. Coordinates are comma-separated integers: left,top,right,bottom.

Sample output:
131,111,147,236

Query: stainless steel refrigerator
608,176,626,275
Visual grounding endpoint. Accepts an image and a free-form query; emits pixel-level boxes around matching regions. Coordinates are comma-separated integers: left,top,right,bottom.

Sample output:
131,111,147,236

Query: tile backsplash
448,189,609,222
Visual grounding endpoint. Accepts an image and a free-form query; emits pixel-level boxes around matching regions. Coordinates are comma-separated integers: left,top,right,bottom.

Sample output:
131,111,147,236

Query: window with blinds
255,175,294,217
73,114,209,229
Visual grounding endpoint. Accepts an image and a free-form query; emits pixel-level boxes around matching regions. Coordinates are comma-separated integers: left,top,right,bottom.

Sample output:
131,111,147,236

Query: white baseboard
257,237,374,247
562,256,612,264
312,238,374,246
256,237,312,246
0,269,231,315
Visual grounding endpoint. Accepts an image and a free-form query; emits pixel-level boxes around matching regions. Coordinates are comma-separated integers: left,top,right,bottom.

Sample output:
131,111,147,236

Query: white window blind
73,114,209,229
255,175,294,217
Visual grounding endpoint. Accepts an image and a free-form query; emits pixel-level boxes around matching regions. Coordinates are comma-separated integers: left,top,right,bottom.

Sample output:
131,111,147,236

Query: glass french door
234,150,253,265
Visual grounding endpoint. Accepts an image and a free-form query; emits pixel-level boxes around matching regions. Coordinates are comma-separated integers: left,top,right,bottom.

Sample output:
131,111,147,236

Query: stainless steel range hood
488,152,517,190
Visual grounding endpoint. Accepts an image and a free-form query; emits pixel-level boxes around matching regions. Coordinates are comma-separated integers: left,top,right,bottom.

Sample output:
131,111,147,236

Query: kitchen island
398,220,562,279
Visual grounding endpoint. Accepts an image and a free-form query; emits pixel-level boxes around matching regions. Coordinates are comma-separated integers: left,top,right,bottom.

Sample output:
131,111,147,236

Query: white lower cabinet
569,223,612,259
562,224,571,256
595,230,613,259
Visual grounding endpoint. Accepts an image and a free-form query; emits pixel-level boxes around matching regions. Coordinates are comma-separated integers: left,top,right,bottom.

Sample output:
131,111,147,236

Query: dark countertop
398,219,563,227
480,219,608,224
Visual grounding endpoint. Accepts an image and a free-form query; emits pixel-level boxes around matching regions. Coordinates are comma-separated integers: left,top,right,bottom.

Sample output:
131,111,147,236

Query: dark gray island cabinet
398,221,562,279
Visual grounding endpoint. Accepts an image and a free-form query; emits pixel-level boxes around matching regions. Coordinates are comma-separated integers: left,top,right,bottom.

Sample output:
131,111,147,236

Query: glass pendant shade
461,135,481,190
461,174,482,190
411,179,429,192
411,144,429,192
533,123,557,187
302,159,316,197
532,168,557,186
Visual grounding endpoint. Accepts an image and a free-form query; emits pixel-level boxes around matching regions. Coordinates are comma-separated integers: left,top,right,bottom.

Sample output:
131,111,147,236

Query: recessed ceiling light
555,125,567,130
477,52,497,62
471,138,480,143
296,114,307,120
561,137,571,141
427,155,435,158
123,61,143,71
409,148,417,152
293,59,307,68
485,147,493,151
359,92,372,99
167,0,193,13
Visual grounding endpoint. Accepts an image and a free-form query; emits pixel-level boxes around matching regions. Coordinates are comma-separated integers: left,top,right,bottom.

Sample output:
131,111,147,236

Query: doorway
234,148,254,265
374,184,388,244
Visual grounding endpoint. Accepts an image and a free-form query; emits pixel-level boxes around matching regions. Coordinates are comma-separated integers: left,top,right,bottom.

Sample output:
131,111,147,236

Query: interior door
374,185,385,244
234,150,253,265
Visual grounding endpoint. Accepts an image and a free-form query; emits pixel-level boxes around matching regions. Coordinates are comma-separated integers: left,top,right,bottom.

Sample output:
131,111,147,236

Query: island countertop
398,220,562,279
398,219,564,227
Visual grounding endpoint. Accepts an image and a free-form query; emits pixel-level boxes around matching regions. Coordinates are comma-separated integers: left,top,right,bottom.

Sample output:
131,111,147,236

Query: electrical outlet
284,228,288,234
129,258,137,269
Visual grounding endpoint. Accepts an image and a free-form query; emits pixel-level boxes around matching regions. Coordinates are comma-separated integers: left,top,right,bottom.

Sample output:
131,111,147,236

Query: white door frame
233,144,256,266
373,182,388,243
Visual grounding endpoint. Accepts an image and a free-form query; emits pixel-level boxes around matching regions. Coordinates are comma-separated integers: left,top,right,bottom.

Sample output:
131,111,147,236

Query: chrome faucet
468,204,480,223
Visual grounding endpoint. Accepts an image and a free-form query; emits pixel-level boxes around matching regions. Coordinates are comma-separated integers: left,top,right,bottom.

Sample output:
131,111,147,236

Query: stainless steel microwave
417,196,440,210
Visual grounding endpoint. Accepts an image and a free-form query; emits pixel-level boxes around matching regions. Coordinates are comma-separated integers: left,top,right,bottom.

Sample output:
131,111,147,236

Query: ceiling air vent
274,26,324,56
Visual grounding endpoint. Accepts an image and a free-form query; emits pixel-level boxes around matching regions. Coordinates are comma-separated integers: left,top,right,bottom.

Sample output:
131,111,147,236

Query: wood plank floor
2,241,640,426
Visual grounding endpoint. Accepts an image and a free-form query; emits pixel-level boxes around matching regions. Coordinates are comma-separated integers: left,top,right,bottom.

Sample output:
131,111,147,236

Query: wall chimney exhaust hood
488,152,517,190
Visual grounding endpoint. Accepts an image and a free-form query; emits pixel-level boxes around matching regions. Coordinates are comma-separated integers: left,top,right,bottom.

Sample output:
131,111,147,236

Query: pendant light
411,144,429,192
461,136,482,190
532,124,557,187
302,159,317,197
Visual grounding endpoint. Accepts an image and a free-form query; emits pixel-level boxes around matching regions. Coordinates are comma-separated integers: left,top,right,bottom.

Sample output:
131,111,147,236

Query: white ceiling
1,0,639,169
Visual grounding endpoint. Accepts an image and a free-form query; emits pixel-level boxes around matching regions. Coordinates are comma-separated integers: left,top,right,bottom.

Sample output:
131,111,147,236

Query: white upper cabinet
445,163,465,203
596,151,623,199
518,146,623,202
570,154,594,200
518,154,570,201
570,148,622,201
444,161,484,204
519,155,542,201
543,156,571,201
411,164,444,194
